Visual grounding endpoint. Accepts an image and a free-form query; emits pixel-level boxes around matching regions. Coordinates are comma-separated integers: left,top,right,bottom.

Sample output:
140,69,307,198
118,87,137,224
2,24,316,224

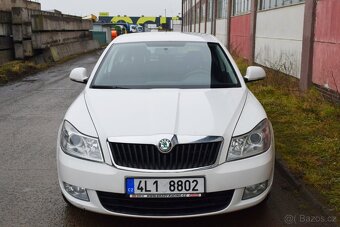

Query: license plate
126,177,205,198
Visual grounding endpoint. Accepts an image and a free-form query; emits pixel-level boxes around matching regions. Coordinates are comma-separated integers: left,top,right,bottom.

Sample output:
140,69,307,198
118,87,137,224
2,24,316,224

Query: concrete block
31,31,92,49
0,36,13,50
22,40,32,56
0,0,41,12
0,23,12,36
0,11,11,23
25,1,41,11
0,49,14,65
22,24,32,38
48,39,100,62
12,24,32,41
11,7,31,24
31,14,92,31
14,42,24,59
82,19,93,30
12,24,23,41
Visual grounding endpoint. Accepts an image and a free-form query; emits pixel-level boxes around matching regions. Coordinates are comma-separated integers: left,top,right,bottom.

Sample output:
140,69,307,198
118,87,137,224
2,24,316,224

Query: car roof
113,32,219,44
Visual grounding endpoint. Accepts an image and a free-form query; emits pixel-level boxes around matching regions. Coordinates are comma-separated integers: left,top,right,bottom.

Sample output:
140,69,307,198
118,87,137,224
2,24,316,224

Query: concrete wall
216,19,227,47
255,4,305,78
312,0,340,92
230,14,251,59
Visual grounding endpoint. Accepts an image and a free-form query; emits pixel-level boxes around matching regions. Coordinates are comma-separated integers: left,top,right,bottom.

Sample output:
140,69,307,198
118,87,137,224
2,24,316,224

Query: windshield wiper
91,85,130,89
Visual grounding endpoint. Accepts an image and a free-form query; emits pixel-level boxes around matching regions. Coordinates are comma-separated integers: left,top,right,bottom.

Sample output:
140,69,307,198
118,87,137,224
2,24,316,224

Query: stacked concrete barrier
0,11,13,65
0,0,99,66
11,7,99,62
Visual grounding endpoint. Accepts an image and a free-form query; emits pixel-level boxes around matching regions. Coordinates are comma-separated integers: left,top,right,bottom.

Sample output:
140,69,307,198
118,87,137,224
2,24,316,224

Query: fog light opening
242,181,268,200
63,182,89,201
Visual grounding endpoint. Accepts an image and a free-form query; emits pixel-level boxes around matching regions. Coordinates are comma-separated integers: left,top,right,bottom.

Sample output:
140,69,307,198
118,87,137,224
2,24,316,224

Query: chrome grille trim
107,135,224,172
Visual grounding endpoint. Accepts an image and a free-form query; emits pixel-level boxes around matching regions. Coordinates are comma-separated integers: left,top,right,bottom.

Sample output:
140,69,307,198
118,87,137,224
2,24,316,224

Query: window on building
217,0,228,19
258,0,305,11
232,0,251,16
201,1,206,22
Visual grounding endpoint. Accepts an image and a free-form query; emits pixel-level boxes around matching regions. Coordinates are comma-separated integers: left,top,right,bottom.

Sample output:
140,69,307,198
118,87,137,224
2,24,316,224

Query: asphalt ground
0,52,337,227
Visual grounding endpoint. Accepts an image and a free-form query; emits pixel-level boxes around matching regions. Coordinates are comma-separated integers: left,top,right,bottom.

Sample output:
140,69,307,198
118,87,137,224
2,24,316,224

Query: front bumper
57,145,275,218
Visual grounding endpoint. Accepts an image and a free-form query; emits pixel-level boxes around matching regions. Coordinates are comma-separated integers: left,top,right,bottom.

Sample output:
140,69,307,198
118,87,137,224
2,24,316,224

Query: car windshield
91,41,241,89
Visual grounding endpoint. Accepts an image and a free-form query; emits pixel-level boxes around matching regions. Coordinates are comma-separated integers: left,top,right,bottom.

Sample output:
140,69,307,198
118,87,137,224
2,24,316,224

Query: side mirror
69,68,89,84
244,66,266,83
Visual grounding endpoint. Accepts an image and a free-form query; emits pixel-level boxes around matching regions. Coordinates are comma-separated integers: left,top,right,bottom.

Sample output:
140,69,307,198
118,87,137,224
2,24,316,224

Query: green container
91,31,106,46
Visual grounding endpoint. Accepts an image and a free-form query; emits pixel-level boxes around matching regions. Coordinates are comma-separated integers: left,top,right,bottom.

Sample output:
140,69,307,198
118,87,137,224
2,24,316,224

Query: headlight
227,119,271,161
60,121,103,162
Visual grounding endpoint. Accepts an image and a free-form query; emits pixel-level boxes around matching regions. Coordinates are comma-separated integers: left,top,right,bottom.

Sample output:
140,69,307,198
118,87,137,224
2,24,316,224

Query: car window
91,41,241,89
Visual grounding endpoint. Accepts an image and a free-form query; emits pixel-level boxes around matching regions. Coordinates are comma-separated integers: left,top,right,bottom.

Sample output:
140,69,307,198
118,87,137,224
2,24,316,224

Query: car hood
84,88,247,139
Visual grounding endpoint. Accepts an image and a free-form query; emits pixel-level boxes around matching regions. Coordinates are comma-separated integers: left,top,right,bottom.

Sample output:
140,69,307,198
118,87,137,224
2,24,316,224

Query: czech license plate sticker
126,177,205,198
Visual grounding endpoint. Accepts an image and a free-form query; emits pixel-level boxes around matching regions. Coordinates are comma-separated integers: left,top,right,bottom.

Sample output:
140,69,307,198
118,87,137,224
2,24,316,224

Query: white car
57,32,275,218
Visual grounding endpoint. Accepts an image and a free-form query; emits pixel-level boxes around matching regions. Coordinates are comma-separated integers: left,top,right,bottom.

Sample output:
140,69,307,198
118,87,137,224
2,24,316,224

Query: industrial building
182,0,340,98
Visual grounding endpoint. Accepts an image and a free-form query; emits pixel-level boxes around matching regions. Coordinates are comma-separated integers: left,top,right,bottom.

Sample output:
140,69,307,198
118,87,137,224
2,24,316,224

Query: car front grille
97,190,234,216
109,141,222,170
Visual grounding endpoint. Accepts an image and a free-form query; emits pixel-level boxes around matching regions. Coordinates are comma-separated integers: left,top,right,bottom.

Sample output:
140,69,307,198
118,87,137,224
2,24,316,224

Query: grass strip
235,57,340,213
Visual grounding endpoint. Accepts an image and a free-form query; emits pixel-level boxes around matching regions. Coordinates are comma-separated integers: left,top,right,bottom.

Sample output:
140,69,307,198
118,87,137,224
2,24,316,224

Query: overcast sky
37,0,182,17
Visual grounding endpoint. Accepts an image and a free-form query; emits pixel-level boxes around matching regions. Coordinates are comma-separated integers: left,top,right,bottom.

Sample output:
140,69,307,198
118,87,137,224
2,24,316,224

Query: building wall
216,19,228,46
206,21,212,34
185,25,189,32
312,0,340,92
229,14,251,59
182,0,339,95
195,23,199,32
255,4,305,78
200,22,205,33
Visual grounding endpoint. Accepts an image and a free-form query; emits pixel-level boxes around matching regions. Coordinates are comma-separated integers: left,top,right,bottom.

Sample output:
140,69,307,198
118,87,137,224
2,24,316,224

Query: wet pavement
0,52,337,227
